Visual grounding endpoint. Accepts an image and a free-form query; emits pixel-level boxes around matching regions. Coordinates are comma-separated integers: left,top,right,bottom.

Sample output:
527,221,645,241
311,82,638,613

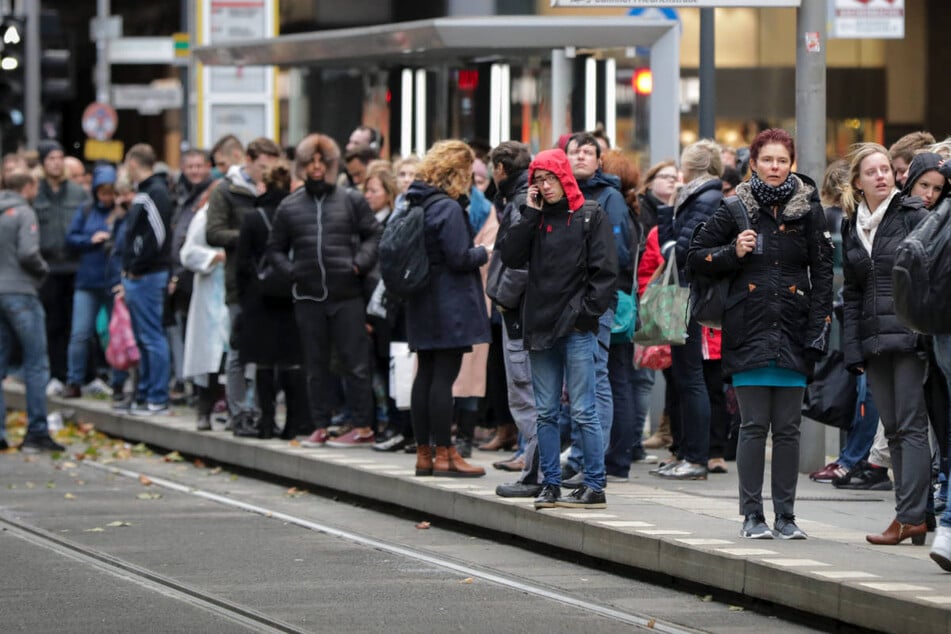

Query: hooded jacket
206,166,258,304
0,191,48,295
578,169,634,290
485,169,529,311
65,165,121,290
901,151,951,207
687,174,834,379
498,149,617,351
170,172,214,299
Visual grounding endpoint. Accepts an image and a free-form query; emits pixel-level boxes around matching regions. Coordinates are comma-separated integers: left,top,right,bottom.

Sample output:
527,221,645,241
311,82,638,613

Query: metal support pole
698,8,715,140
796,0,827,183
550,48,571,148
650,25,680,167
604,57,616,149
95,0,111,104
22,0,39,147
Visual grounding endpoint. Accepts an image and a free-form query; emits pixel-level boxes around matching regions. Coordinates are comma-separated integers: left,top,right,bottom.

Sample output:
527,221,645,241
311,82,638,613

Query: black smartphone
532,192,542,205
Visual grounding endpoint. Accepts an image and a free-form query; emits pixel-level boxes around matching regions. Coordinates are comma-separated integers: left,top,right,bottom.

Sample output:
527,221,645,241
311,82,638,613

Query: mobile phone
532,192,543,205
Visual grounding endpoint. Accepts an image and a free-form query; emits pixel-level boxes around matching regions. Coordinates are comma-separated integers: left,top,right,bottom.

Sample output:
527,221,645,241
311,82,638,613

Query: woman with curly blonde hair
403,140,491,478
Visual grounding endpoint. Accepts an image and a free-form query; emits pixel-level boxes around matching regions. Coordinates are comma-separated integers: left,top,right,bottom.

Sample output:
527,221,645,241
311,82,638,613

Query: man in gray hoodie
0,171,65,452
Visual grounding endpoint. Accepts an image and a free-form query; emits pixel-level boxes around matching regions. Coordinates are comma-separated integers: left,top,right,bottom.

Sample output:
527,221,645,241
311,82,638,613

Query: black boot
455,409,478,459
232,412,258,437
256,367,277,439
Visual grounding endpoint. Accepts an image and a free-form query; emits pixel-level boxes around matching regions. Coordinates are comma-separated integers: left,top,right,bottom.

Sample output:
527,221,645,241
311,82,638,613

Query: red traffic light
633,68,652,96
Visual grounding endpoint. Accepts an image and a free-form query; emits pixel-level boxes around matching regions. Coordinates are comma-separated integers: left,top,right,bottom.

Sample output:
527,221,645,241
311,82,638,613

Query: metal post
796,0,827,183
22,0,39,147
604,57,616,149
180,0,189,146
698,8,715,140
649,24,679,167
95,0,111,104
550,48,571,148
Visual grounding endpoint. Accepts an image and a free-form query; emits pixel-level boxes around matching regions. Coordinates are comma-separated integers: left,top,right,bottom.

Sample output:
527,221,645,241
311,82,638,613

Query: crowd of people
2,124,951,571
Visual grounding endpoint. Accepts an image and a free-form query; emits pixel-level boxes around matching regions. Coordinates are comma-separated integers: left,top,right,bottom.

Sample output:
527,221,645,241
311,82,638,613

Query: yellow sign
173,32,189,58
84,139,125,163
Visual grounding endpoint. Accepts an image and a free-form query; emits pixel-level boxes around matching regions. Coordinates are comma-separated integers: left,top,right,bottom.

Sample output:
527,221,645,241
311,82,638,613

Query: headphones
365,127,382,152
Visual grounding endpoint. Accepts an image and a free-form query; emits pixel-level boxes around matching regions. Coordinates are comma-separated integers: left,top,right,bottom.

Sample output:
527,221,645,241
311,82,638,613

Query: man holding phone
498,148,617,510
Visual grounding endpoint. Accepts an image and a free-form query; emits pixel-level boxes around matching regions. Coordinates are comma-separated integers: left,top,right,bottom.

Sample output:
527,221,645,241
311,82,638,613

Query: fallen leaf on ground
646,618,656,628
288,439,301,447
193,459,206,468
22,455,37,463
132,442,150,455
74,480,85,485
63,461,77,469
208,467,222,475
84,527,105,532
25,481,35,488
106,521,131,527
415,521,431,530
459,577,473,584
78,423,95,434
138,475,153,486
64,493,76,500
137,492,162,500
163,451,184,462
229,474,238,481
701,595,713,603
284,487,307,498
728,606,744,612
46,481,55,489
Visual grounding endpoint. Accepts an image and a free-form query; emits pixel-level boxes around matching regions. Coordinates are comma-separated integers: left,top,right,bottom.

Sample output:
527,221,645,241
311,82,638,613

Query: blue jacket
579,170,633,288
658,176,723,286
65,165,120,289
403,181,492,351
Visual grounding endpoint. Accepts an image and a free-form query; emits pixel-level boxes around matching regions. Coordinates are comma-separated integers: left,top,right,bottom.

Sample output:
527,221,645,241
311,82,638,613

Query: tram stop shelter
193,15,680,165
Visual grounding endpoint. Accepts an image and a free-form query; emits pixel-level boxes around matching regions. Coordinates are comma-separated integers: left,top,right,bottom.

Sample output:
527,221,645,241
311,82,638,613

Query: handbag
634,343,672,370
801,349,856,429
611,231,640,345
389,341,416,410
689,197,750,329
254,208,293,298
633,254,689,346
105,296,140,371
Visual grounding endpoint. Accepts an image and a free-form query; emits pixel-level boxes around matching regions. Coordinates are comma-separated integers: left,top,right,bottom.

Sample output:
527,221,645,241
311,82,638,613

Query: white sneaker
46,378,65,397
46,411,64,433
82,378,114,397
930,525,951,572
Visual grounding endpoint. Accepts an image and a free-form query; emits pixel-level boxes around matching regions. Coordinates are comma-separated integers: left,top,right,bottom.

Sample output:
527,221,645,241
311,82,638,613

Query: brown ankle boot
415,445,433,476
434,446,485,478
866,518,927,545
643,413,673,449
477,422,517,451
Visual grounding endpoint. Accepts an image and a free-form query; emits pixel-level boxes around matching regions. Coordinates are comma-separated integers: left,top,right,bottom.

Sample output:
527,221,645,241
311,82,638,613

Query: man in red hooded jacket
499,148,617,510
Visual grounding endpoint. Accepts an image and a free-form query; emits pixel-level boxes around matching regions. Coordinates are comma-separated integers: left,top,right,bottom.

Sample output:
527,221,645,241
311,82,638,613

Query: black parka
841,193,927,369
687,174,834,379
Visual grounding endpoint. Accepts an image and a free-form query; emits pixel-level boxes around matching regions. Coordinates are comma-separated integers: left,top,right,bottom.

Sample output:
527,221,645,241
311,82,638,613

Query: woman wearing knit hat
498,148,617,510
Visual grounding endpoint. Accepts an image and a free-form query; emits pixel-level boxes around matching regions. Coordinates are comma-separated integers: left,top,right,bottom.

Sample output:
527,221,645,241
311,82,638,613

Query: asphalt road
0,447,831,634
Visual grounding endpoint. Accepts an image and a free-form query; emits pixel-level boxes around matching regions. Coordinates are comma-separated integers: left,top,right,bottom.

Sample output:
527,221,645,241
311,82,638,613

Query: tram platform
4,383,950,634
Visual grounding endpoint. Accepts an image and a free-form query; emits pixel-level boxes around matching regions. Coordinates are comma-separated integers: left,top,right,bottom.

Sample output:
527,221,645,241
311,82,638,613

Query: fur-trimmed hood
734,173,815,221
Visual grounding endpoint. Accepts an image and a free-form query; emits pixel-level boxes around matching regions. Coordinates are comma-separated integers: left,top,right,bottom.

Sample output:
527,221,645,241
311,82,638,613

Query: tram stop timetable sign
82,102,119,141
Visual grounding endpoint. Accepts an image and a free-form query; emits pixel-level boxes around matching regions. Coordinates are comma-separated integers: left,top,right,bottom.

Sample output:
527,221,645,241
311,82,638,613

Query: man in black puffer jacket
267,133,383,448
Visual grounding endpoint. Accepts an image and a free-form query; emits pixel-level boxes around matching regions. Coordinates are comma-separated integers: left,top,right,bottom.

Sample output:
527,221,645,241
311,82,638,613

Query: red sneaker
809,462,846,483
326,428,375,448
301,428,329,447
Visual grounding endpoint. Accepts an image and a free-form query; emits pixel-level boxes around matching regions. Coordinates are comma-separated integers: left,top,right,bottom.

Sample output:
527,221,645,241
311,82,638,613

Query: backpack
378,192,448,300
892,200,951,334
253,207,293,298
688,196,750,329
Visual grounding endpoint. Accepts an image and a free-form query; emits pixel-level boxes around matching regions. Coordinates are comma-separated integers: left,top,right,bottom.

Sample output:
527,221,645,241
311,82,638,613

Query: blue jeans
531,330,605,491
123,271,170,404
837,373,879,471
0,294,50,439
630,366,656,457
670,317,710,464
933,334,951,528
567,310,613,473
67,287,127,389
604,341,635,477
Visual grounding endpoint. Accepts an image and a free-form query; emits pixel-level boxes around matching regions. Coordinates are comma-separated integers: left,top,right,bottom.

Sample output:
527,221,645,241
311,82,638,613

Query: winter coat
841,193,928,369
122,173,173,276
180,206,229,380
170,173,214,302
403,180,491,351
65,164,120,290
205,167,257,304
499,149,617,351
658,176,723,286
267,184,382,304
0,191,48,295
637,190,663,233
235,188,301,366
687,175,834,379
579,169,634,289
485,169,529,310
33,178,89,274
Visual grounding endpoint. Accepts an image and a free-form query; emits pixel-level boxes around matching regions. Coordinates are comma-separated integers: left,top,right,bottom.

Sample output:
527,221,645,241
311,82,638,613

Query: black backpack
378,192,447,300
893,199,951,334
688,196,750,329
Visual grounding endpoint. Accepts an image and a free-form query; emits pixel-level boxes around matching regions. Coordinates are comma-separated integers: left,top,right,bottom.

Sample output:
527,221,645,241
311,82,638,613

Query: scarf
673,173,718,213
855,188,899,256
748,172,797,208
304,178,335,198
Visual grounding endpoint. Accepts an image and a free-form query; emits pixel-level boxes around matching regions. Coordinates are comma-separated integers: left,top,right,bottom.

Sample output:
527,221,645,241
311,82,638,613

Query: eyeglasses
532,174,559,186
655,173,678,182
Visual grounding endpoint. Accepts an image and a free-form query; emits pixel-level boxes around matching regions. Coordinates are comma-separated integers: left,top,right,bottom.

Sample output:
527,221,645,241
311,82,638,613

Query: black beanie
37,139,64,164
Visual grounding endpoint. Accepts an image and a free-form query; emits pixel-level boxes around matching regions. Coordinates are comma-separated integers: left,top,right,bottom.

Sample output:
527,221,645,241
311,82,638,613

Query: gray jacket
33,178,89,273
0,191,49,295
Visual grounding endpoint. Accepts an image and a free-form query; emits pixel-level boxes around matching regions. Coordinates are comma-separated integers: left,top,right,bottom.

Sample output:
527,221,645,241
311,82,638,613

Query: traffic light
40,9,74,102
0,15,24,152
632,68,653,96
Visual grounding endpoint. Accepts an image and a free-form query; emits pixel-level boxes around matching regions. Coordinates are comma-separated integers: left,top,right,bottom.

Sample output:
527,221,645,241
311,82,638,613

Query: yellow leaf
163,451,184,463
132,442,150,454
288,439,301,447
64,493,76,500
138,475,153,486
25,481,35,488
84,527,105,532
459,577,474,584
137,492,162,500
63,461,77,469
209,467,222,475
46,481,55,489
106,521,131,527
229,474,238,481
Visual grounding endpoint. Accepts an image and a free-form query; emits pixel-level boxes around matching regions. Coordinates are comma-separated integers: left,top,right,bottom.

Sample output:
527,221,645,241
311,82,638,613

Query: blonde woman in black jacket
840,143,930,546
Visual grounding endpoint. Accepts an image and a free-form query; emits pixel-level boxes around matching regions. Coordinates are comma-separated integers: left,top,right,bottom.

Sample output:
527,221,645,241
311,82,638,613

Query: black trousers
294,297,373,430
411,349,464,447
40,272,74,382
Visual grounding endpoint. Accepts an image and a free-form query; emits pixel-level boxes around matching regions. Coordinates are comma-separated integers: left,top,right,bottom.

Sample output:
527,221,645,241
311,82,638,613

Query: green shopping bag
633,254,689,346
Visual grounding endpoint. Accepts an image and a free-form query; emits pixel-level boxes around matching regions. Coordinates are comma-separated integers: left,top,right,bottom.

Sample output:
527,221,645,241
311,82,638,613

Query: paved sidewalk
4,385,950,633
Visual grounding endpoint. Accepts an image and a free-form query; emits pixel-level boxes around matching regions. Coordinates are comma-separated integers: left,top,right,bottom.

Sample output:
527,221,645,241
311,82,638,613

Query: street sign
112,81,183,115
106,37,177,65
552,1,801,6
829,0,904,39
84,139,124,163
173,32,190,58
81,102,118,141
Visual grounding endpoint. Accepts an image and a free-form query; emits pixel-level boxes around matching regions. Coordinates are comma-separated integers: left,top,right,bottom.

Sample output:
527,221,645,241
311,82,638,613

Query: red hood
529,148,585,211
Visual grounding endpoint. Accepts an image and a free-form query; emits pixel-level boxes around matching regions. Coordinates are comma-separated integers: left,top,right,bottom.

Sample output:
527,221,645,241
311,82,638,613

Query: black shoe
534,484,561,509
403,441,417,454
372,433,407,452
455,437,472,459
232,413,258,438
0,438,8,450
833,462,892,490
196,415,212,432
555,485,607,509
496,481,543,498
258,420,275,439
19,434,65,453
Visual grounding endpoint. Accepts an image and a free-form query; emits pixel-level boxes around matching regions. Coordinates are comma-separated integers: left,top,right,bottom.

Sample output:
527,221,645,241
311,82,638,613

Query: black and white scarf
749,172,797,208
